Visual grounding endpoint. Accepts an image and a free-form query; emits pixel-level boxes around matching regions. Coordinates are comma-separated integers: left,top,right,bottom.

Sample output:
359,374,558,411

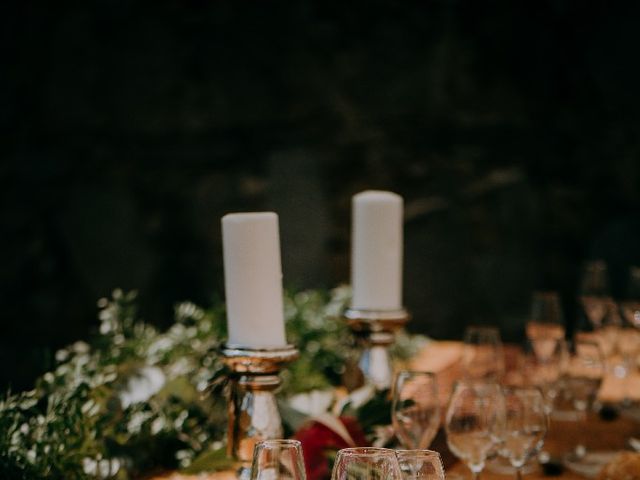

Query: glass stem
516,467,523,480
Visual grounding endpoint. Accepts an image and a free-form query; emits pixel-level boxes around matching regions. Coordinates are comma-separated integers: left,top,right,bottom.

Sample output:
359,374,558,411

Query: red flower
293,416,368,480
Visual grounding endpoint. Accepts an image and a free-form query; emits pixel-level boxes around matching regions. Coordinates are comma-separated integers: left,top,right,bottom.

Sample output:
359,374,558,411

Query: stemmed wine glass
618,267,640,379
331,447,402,480
526,291,565,362
391,371,440,450
250,439,307,480
597,301,622,358
621,266,640,329
395,450,445,480
523,338,568,415
497,386,548,480
579,260,612,330
462,326,506,381
445,380,505,480
562,339,605,461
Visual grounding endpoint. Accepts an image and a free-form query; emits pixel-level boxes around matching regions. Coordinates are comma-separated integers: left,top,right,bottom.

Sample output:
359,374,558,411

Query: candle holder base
221,344,299,479
344,308,409,390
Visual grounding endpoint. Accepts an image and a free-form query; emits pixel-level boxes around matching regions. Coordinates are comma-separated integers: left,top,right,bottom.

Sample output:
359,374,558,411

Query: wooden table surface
152,411,638,480
447,412,639,479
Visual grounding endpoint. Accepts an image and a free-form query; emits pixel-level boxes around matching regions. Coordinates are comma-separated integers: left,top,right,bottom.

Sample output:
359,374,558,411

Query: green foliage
281,287,353,394
0,290,227,480
0,286,427,478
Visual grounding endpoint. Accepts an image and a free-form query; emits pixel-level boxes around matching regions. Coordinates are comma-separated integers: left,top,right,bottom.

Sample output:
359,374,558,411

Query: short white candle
351,190,403,310
222,212,287,348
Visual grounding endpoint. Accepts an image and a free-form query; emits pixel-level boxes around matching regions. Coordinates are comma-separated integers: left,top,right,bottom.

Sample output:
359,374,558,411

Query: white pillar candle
351,190,403,310
222,212,287,348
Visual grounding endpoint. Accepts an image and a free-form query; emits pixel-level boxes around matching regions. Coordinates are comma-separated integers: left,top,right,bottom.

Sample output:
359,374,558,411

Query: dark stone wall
2,1,640,390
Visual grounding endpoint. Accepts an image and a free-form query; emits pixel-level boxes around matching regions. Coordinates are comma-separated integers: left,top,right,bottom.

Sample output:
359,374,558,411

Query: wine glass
395,450,445,480
392,371,440,450
250,439,307,480
619,267,640,379
462,326,506,381
522,338,568,415
526,291,565,362
445,380,505,480
617,326,640,379
498,386,548,480
597,301,622,358
563,339,605,460
579,260,612,329
331,447,402,480
621,266,640,329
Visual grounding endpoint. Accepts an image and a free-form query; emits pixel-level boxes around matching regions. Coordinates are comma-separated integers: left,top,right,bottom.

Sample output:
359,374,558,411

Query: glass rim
336,447,397,458
394,448,442,457
255,439,302,449
395,370,437,378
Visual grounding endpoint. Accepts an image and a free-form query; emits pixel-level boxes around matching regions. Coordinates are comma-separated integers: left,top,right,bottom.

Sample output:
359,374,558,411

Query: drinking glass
250,439,307,480
617,326,640,378
621,266,640,329
395,450,445,480
579,260,612,329
597,302,622,358
619,267,640,377
331,447,402,480
526,291,565,362
522,338,567,415
498,387,548,480
392,371,440,450
462,326,505,381
563,339,605,460
445,380,505,480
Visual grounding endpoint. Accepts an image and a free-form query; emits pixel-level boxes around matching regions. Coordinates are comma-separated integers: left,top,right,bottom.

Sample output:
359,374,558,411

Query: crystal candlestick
221,344,299,480
344,307,410,390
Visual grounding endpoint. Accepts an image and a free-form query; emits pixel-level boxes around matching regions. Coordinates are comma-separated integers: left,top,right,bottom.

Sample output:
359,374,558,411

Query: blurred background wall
2,1,640,390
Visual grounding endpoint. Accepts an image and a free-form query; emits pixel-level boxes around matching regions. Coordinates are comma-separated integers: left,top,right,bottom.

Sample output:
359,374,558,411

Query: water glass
621,266,640,329
498,386,548,480
562,339,605,459
526,291,565,362
522,338,567,414
579,260,612,329
566,339,605,411
395,449,445,480
445,380,505,480
392,371,440,450
250,439,307,480
462,326,505,381
331,447,402,480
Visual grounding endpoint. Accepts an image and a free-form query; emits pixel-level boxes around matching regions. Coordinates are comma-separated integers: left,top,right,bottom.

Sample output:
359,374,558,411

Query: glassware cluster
249,441,446,480
247,261,640,480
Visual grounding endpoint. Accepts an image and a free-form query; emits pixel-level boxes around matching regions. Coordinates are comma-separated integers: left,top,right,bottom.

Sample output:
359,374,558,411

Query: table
446,412,639,479
150,412,639,480
149,341,640,480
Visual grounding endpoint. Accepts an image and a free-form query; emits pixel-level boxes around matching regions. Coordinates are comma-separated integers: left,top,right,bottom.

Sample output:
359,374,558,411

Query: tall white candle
351,190,403,310
222,212,287,348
